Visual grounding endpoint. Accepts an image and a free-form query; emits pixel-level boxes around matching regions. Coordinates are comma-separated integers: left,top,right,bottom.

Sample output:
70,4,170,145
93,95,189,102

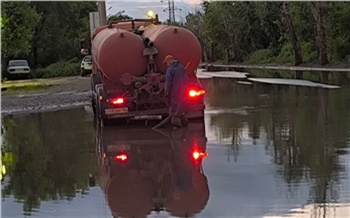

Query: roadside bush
329,36,350,62
247,49,274,64
31,58,80,78
67,57,80,64
274,43,294,64
301,42,318,63
346,55,350,64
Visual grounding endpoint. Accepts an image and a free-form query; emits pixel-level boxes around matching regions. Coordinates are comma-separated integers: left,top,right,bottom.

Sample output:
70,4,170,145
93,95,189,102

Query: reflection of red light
115,154,128,161
193,151,208,160
111,98,124,105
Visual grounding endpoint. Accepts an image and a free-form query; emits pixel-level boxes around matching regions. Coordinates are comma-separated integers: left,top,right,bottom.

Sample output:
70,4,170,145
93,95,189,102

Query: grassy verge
2,83,51,93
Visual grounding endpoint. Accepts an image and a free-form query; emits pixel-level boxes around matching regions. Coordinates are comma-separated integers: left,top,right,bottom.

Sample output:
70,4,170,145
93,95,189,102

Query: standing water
1,70,350,217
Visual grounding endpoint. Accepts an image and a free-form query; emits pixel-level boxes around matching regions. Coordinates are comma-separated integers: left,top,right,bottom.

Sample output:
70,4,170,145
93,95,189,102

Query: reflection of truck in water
82,14,205,125
95,121,209,217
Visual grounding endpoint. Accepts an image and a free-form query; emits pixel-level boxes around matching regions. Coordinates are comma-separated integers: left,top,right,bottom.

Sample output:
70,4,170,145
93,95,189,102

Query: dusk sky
105,0,204,23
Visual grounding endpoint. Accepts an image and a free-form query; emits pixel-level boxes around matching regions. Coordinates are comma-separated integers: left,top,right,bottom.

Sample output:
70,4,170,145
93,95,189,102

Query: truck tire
92,84,102,124
91,73,101,90
92,96,97,115
91,74,101,115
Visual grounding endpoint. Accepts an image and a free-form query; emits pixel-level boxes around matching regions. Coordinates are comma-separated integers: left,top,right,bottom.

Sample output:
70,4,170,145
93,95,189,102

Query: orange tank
91,27,147,89
164,172,209,217
142,25,201,78
92,21,151,37
104,172,155,218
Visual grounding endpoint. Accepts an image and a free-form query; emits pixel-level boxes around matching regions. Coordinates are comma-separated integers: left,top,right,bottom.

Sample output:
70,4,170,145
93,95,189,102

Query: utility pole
170,0,175,24
98,1,107,26
162,0,181,24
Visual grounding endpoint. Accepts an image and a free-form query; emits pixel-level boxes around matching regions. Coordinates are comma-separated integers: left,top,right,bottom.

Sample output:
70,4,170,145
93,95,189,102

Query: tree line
1,1,96,77
185,1,350,65
2,1,349,74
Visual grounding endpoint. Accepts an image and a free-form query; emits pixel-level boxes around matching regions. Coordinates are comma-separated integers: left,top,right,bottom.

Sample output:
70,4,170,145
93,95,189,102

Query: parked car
6,60,31,79
81,55,92,76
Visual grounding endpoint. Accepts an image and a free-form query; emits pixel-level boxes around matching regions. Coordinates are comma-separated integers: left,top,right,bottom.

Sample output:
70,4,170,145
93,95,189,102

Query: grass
2,83,51,93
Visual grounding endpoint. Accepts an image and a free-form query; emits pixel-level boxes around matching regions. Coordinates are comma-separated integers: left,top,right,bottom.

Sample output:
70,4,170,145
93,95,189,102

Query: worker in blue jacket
163,55,189,128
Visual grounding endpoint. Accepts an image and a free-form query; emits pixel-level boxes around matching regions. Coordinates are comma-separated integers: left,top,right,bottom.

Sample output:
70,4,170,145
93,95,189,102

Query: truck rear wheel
92,97,96,114
91,75,101,115
91,74,101,92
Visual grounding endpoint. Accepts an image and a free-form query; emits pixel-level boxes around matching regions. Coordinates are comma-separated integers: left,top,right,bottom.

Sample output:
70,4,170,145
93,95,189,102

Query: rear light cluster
111,98,124,105
114,154,128,161
107,97,125,105
189,89,205,97
187,86,205,99
103,152,128,164
192,151,208,160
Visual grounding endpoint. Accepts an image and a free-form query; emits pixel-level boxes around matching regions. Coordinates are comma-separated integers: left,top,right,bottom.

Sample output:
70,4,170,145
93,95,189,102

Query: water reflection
95,121,209,217
1,108,97,216
202,78,350,210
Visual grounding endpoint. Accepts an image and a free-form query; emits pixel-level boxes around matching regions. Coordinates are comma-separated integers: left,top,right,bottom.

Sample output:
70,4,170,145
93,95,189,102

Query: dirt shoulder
1,76,92,115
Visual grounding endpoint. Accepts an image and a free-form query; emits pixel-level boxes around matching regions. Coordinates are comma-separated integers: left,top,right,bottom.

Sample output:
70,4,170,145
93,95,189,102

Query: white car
81,55,92,76
7,60,31,78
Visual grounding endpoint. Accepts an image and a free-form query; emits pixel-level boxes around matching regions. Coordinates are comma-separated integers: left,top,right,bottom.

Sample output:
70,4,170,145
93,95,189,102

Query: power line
161,0,182,24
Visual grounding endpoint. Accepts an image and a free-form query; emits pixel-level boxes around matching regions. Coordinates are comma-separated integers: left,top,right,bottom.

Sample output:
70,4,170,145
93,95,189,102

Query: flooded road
2,71,350,218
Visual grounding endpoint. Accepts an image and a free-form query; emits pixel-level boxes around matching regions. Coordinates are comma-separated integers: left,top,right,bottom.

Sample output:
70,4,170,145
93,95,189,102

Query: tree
107,10,132,22
282,2,303,65
185,11,210,62
203,1,243,62
326,2,350,62
1,2,40,58
255,2,284,55
310,2,329,65
29,2,97,67
203,1,284,63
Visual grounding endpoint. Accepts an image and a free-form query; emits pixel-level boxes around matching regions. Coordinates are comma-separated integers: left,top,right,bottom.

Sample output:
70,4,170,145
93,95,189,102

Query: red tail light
188,89,205,98
192,151,208,160
109,97,124,105
114,154,128,161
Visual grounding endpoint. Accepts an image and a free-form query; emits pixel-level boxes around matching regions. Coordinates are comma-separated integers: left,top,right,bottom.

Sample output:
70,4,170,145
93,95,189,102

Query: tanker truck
83,15,205,125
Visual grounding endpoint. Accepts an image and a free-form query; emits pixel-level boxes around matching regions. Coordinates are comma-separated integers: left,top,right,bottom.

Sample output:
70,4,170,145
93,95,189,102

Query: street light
107,6,112,11
147,10,155,18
